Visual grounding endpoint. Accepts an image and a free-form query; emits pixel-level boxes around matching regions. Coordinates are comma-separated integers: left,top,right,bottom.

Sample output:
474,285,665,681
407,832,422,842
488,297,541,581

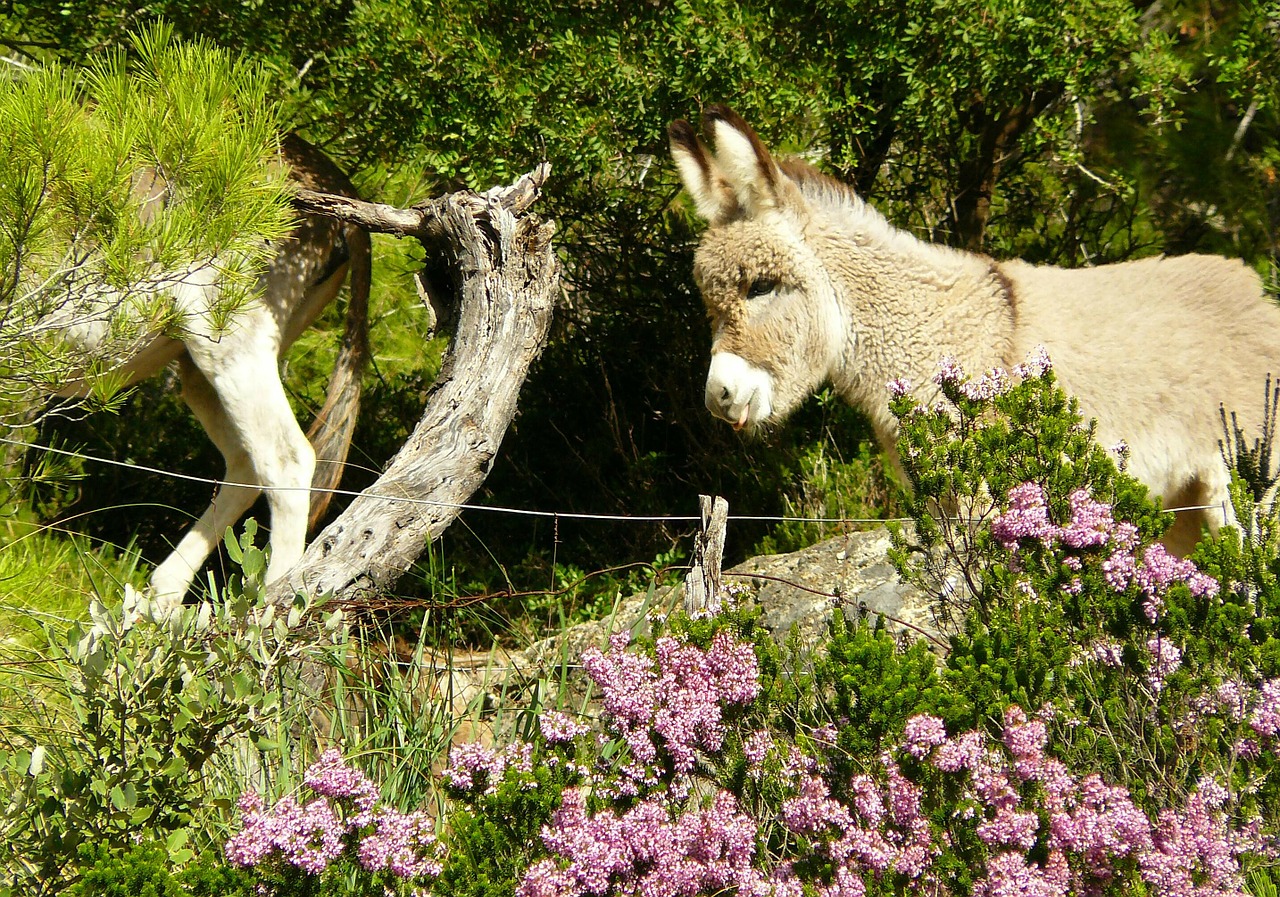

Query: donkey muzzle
705,352,774,431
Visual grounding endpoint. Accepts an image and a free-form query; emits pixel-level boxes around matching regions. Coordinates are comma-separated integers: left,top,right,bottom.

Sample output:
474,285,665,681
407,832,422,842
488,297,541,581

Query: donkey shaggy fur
671,105,1280,552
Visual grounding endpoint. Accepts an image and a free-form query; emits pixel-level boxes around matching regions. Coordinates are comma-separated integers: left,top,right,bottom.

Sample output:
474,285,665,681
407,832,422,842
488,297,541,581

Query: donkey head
670,106,847,432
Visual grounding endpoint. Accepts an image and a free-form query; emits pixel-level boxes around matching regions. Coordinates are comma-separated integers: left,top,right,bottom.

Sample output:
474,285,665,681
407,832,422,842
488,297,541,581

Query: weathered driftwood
267,166,559,606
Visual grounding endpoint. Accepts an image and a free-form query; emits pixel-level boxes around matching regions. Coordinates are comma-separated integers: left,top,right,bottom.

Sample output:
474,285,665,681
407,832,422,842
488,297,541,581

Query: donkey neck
807,202,1017,437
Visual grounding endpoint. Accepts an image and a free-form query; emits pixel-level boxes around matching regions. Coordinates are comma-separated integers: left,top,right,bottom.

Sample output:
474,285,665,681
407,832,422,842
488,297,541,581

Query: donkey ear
669,118,736,223
703,105,784,217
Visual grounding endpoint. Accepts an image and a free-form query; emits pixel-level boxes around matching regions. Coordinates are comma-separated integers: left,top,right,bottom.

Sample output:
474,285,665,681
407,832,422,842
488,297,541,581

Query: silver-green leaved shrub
0,521,341,896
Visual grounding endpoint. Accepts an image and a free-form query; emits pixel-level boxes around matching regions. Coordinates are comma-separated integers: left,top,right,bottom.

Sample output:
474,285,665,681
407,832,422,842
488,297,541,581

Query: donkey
670,105,1280,553
52,134,370,606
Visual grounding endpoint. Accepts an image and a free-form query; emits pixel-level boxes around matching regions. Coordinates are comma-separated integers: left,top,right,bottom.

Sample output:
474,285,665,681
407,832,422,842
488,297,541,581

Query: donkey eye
746,278,776,299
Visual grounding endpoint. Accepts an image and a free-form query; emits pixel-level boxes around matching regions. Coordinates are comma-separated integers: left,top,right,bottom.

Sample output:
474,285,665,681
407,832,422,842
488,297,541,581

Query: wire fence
0,434,1228,526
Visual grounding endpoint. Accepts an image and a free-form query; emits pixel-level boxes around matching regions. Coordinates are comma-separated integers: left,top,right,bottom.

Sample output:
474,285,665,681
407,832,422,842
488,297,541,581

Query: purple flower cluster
887,376,913,398
444,742,507,794
1249,679,1280,738
224,791,346,874
1146,636,1183,694
305,747,379,826
742,729,774,773
988,481,1219,617
930,349,1052,403
1012,345,1053,379
518,788,771,897
225,749,444,884
771,708,1253,897
579,629,760,784
358,809,444,878
989,483,1134,554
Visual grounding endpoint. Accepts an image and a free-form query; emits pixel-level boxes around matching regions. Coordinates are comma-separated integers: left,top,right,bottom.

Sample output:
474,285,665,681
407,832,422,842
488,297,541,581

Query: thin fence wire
0,434,1227,525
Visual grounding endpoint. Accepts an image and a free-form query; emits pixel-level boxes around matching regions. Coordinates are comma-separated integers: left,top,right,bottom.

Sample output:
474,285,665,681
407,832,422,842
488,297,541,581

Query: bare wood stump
267,167,559,606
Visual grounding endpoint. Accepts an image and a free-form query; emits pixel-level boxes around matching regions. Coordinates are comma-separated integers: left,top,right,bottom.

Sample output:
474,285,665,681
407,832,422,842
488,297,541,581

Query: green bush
0,522,339,895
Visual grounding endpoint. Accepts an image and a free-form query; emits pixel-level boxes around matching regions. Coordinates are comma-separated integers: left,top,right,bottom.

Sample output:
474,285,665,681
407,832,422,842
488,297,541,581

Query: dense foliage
8,352,1280,895
0,25,292,422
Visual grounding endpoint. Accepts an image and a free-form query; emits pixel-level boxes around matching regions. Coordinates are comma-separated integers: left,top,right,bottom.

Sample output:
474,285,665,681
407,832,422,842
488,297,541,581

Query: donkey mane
777,158,981,278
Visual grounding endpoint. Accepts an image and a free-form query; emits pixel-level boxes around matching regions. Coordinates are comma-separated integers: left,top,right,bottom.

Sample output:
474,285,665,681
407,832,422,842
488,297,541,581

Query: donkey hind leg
149,357,262,606
1160,464,1234,559
149,346,315,606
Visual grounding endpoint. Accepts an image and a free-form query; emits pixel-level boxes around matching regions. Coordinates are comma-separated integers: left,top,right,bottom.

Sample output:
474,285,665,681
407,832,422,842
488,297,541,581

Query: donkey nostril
720,387,731,401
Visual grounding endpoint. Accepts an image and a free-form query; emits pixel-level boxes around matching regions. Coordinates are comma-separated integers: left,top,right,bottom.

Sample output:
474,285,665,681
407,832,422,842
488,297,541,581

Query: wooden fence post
684,494,728,615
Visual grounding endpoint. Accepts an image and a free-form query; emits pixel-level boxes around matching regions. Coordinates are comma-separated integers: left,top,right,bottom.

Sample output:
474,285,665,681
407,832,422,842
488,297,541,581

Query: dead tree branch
268,166,559,606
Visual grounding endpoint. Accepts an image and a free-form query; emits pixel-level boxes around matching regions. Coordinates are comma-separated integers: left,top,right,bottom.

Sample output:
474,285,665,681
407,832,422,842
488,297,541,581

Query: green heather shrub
17,349,1280,897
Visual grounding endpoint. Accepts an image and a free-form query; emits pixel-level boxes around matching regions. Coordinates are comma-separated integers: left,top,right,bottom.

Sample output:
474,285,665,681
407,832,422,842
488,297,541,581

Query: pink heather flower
1143,593,1166,624
1059,489,1114,549
358,809,443,879
1083,638,1124,668
540,711,591,743
1136,544,1197,595
933,730,985,772
444,742,508,794
1146,637,1182,694
933,355,966,386
962,367,1011,401
507,740,535,777
811,723,839,745
848,775,886,827
903,714,948,759
1103,548,1136,592
519,788,767,897
1216,679,1248,722
1197,779,1231,810
304,749,379,826
974,851,1069,897
1142,793,1248,897
977,807,1041,850
1002,706,1047,764
1111,440,1131,471
1111,521,1140,550
225,793,346,874
743,729,773,770
1249,679,1280,737
1062,556,1082,571
782,774,854,834
1235,738,1261,759
583,629,759,783
887,377,912,398
780,746,819,780
819,866,868,897
884,758,924,827
991,483,1054,550
1012,345,1053,379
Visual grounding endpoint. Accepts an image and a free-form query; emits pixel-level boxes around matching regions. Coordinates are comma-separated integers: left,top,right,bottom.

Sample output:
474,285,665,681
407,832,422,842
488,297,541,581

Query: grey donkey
670,105,1280,553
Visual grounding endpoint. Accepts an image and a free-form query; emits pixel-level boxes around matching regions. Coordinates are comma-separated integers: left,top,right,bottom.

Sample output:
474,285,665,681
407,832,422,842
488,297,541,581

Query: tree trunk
951,93,1056,252
267,166,559,607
